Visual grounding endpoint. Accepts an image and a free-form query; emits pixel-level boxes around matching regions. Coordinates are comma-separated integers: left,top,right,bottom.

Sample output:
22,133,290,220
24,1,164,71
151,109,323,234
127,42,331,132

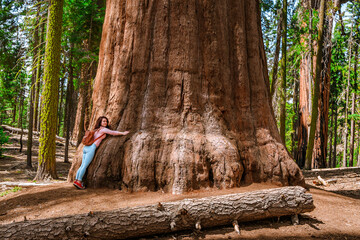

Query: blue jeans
75,144,97,181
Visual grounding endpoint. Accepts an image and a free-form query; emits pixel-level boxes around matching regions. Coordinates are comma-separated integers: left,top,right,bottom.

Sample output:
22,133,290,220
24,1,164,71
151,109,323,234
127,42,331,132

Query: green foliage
0,0,28,126
0,186,22,197
62,0,105,69
0,127,9,157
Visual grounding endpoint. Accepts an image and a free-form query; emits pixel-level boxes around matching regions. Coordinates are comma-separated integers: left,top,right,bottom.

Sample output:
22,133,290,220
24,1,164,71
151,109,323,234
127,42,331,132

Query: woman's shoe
73,180,86,190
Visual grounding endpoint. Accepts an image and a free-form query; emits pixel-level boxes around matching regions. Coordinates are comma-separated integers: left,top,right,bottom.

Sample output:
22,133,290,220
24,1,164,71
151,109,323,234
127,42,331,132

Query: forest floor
1,131,360,239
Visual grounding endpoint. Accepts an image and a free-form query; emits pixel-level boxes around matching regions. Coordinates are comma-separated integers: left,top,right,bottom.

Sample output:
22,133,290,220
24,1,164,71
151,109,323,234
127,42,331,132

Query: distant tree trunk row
287,0,358,170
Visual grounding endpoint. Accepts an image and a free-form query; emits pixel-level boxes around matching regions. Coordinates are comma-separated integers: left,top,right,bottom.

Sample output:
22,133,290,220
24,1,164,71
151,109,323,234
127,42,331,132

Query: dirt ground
1,131,360,239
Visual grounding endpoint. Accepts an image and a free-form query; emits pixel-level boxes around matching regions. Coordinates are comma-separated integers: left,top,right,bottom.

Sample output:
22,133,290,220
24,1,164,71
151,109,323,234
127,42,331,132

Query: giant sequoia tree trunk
68,0,304,193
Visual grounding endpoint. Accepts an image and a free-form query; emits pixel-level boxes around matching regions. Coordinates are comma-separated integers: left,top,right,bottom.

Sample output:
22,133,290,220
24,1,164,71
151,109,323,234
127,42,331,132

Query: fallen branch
303,167,360,178
0,182,53,187
1,125,75,146
0,186,314,240
317,176,329,186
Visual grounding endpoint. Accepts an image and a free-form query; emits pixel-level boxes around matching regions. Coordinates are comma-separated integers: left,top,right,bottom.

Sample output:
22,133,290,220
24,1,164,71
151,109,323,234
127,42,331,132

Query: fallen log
1,125,75,146
0,186,314,240
0,182,53,187
303,166,360,178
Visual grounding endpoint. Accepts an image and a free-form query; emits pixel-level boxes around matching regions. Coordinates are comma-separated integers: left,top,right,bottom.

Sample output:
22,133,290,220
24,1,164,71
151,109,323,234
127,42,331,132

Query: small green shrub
0,186,22,197
0,127,9,157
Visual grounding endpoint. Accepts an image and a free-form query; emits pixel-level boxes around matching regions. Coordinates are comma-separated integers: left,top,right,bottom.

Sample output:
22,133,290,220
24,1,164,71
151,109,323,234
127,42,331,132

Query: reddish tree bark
71,40,93,146
297,1,316,169
68,0,304,193
312,0,341,169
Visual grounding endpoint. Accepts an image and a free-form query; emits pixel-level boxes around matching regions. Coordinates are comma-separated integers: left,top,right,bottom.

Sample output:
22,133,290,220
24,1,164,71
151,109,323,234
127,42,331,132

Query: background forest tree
0,0,359,182
262,0,360,169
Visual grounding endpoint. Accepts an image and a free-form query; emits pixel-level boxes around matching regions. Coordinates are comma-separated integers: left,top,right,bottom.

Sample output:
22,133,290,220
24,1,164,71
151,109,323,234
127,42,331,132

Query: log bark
68,0,305,193
302,166,360,178
0,186,314,240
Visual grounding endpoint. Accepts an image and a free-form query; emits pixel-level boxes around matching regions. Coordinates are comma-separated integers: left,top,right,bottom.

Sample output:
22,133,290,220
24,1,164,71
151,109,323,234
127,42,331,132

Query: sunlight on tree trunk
312,0,340,169
349,45,357,167
27,6,40,168
68,0,304,193
279,0,287,144
305,0,326,170
342,27,352,168
35,0,64,180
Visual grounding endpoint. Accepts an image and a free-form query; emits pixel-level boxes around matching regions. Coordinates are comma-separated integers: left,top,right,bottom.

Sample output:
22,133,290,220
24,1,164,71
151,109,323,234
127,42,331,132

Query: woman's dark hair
94,116,110,130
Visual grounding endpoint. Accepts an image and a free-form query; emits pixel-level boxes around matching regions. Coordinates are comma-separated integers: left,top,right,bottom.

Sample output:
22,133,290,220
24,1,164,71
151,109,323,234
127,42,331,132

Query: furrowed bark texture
312,0,341,169
35,0,64,180
0,186,314,240
297,1,315,169
68,0,304,193
305,0,326,170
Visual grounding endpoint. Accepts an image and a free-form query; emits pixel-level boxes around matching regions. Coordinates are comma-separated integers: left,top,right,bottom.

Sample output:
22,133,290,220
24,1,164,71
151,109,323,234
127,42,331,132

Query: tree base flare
68,129,305,193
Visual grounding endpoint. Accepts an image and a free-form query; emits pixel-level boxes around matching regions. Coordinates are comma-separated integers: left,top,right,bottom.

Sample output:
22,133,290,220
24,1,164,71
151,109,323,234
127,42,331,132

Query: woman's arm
101,128,129,136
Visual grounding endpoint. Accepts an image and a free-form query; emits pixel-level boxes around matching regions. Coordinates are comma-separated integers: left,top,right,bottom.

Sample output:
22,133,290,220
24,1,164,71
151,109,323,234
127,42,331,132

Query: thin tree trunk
297,1,313,168
34,20,45,132
292,75,299,158
64,44,74,163
27,5,41,168
305,0,326,170
35,0,64,180
349,45,357,167
279,0,287,144
57,76,65,136
312,0,339,169
349,92,356,167
328,103,334,168
18,94,24,153
12,100,17,124
332,103,338,168
270,9,282,100
71,61,89,146
18,83,24,153
357,123,360,167
72,29,96,146
342,29,352,168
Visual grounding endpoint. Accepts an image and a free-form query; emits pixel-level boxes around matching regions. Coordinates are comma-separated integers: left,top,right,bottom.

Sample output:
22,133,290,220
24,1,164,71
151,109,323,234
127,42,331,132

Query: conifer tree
35,0,64,180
